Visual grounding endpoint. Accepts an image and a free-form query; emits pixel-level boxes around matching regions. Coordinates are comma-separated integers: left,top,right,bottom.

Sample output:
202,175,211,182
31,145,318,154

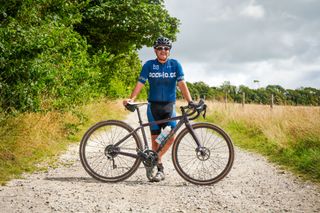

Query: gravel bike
79,100,234,185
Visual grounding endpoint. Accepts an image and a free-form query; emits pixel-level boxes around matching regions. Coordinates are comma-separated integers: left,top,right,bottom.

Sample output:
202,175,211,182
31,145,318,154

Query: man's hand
188,101,196,109
123,99,136,112
123,99,133,106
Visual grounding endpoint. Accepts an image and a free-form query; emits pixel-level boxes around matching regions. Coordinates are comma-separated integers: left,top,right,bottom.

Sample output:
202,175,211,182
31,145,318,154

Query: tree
193,81,215,99
75,0,180,53
266,85,286,104
0,0,180,112
182,82,199,100
1,0,90,111
293,87,320,105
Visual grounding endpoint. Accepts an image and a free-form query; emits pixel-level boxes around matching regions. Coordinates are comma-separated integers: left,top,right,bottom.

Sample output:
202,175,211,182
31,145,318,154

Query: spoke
210,143,228,151
80,122,142,182
112,126,122,142
120,137,135,149
209,137,226,149
177,153,196,165
204,130,215,147
87,152,105,163
200,161,208,180
109,126,116,145
85,143,105,149
183,157,200,176
90,132,106,148
174,126,233,183
106,126,116,145
85,150,104,154
182,136,197,150
99,127,108,146
177,146,195,153
201,128,208,147
91,156,108,174
102,126,111,146
121,145,136,150
212,157,228,168
103,163,113,177
178,150,198,166
188,159,202,179
116,156,132,170
112,126,123,143
178,154,197,157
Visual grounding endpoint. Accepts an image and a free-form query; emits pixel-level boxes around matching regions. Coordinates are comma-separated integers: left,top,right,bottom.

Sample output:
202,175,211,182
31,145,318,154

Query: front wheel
79,120,142,182
172,123,234,185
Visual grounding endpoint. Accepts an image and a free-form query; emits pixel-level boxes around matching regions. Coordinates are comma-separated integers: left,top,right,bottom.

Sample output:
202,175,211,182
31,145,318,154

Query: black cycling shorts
147,102,176,135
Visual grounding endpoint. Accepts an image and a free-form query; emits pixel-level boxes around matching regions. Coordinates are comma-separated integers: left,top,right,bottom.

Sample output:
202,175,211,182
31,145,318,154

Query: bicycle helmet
153,37,172,49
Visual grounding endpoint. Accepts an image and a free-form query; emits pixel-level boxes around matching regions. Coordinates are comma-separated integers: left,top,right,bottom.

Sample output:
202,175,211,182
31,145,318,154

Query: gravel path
1,106,319,213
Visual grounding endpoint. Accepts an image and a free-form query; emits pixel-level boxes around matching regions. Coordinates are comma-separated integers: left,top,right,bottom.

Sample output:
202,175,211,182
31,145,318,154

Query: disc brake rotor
196,147,210,161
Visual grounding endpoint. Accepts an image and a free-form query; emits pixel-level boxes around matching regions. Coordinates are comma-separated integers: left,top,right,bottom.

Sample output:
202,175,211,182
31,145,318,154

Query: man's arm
130,81,145,101
177,81,192,103
123,82,145,105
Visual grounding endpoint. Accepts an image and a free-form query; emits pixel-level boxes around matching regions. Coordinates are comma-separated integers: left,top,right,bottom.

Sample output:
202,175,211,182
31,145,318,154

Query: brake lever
202,104,207,119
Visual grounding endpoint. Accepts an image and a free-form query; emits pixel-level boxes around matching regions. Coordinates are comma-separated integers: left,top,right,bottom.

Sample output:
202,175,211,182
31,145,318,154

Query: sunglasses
156,46,171,51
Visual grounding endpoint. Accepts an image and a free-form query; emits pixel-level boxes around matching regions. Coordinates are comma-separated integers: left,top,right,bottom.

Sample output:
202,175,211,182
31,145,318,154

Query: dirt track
1,106,319,212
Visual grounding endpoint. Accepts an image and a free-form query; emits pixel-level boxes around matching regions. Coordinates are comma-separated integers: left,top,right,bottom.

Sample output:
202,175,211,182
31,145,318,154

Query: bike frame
113,104,202,159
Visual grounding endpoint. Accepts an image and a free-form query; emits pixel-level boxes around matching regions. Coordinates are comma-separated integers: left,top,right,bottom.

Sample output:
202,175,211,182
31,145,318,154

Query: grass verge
0,99,127,185
203,101,320,183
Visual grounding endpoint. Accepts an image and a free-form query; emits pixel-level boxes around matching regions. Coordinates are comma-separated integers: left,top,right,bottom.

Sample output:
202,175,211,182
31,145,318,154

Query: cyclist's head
153,37,172,49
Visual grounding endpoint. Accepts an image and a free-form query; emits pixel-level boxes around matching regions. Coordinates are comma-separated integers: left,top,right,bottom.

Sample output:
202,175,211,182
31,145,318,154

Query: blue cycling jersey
138,58,184,102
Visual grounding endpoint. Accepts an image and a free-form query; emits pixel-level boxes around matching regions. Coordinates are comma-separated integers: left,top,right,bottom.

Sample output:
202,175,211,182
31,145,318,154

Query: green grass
0,99,127,185
203,103,320,183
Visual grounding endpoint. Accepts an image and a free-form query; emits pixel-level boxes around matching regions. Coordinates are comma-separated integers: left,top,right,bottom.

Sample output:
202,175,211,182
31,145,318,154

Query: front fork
184,119,202,148
185,120,210,159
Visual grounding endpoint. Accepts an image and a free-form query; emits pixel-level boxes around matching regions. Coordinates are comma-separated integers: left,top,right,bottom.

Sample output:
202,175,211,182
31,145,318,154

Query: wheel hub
105,145,120,159
196,147,210,161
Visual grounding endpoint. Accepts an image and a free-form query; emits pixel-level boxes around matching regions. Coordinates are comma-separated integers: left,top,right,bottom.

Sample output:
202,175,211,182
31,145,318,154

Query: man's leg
151,134,174,182
148,102,176,181
151,135,175,163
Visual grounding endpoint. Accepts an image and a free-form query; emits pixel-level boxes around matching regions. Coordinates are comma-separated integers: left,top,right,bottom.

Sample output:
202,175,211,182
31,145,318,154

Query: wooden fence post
271,94,274,109
242,92,245,108
225,90,228,109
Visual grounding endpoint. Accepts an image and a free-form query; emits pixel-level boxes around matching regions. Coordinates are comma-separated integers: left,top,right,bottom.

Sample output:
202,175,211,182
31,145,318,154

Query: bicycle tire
79,120,142,182
172,123,234,185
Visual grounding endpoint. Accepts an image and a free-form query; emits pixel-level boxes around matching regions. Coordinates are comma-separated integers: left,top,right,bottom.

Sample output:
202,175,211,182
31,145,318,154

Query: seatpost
136,107,143,125
136,106,149,149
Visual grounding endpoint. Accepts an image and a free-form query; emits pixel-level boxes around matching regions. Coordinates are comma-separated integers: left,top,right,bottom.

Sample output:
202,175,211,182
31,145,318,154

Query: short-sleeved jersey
138,58,184,102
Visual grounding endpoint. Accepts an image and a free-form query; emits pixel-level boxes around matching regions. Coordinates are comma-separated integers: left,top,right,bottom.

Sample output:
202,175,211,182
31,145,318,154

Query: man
123,37,192,182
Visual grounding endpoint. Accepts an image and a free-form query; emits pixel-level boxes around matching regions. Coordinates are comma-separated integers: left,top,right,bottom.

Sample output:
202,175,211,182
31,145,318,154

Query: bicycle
79,100,234,185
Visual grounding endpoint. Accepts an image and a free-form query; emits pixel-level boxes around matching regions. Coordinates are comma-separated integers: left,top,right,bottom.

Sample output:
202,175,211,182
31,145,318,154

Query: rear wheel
172,123,234,185
79,120,142,182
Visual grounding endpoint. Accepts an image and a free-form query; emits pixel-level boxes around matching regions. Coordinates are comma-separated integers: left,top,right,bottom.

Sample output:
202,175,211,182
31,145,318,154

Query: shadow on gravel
44,177,99,183
44,177,196,188
120,180,197,188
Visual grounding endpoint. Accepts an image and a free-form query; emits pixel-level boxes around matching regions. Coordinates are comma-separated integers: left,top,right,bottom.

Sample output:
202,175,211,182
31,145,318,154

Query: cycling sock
157,163,164,172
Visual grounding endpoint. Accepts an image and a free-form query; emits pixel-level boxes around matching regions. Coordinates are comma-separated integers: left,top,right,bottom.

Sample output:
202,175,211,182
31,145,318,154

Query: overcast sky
138,0,320,89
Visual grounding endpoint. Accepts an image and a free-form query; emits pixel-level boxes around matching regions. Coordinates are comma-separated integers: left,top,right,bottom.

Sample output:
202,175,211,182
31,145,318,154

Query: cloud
139,0,320,89
240,0,265,19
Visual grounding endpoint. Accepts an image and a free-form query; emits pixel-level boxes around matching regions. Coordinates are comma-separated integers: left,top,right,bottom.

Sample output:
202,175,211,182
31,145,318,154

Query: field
202,101,320,182
0,100,126,185
1,99,319,184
